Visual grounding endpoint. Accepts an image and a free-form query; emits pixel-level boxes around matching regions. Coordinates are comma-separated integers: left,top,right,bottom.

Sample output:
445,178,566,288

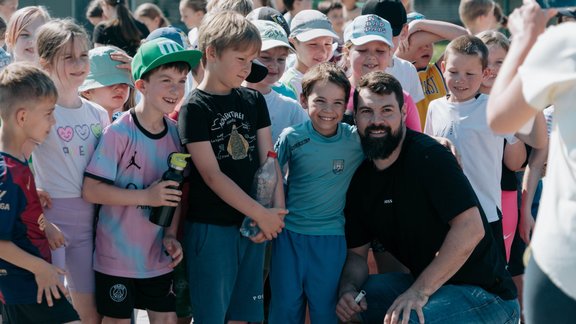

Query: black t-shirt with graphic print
345,130,517,300
178,87,271,226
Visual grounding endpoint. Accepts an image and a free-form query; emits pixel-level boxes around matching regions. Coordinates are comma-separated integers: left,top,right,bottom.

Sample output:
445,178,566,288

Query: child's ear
398,24,409,42
400,103,407,122
38,58,52,74
440,60,446,73
482,67,491,82
15,108,27,127
81,90,93,100
205,45,217,62
299,93,308,109
134,79,146,93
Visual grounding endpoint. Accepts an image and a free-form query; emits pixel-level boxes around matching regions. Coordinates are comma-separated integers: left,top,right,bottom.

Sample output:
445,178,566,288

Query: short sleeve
84,123,126,184
178,97,211,145
0,166,24,240
254,91,272,130
274,128,291,169
519,23,576,111
344,164,374,248
417,140,480,224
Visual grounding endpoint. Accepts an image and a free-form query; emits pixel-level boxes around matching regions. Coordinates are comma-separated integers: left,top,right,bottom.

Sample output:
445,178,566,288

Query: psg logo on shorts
110,284,127,303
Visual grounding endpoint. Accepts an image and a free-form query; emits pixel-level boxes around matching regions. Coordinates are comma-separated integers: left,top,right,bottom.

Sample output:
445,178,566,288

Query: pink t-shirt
346,87,422,132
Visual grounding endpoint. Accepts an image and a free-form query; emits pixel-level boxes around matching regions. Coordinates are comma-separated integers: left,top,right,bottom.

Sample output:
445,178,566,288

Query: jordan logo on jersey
126,151,141,170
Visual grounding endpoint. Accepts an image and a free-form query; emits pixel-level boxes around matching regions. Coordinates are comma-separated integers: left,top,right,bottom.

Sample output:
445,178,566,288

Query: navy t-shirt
0,153,47,304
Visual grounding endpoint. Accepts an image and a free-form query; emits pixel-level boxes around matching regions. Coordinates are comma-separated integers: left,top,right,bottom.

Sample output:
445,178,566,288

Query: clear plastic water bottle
240,151,278,237
149,153,190,227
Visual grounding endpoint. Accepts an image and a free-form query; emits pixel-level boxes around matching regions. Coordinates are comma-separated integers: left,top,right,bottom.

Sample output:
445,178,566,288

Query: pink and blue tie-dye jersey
85,109,183,278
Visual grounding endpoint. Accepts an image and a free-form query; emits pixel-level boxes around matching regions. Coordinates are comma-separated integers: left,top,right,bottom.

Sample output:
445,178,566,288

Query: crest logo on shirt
110,284,127,302
332,159,344,174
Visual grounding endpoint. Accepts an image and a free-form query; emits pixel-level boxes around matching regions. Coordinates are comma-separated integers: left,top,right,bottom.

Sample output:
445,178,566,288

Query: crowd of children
0,0,573,323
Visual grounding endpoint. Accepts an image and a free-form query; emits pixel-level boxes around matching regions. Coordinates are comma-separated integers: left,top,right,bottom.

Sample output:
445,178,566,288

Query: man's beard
359,122,404,160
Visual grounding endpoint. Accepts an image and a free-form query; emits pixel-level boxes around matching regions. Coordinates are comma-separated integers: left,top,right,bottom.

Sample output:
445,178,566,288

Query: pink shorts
45,197,96,293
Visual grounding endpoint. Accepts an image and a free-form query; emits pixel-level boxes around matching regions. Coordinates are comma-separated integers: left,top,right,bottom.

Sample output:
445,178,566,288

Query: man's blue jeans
359,273,520,323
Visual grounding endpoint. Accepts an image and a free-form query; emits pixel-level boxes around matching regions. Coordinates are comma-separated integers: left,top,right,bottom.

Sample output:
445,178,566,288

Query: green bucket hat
131,37,202,81
79,46,134,92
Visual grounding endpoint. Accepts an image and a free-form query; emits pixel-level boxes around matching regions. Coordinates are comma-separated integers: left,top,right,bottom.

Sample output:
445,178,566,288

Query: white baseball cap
290,10,339,42
251,20,294,52
344,14,394,48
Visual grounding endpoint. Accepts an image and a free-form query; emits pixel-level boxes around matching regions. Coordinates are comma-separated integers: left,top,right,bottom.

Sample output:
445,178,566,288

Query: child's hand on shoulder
254,208,288,240
44,220,66,250
144,180,182,207
163,235,183,268
33,261,68,306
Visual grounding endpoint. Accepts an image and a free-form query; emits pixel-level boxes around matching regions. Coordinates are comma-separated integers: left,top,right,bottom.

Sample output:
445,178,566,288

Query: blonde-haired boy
0,63,79,324
178,11,287,323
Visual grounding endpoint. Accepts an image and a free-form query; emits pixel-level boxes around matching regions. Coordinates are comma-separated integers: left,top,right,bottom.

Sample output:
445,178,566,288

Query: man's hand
44,220,66,250
163,236,183,268
336,290,367,322
384,288,428,324
33,261,68,306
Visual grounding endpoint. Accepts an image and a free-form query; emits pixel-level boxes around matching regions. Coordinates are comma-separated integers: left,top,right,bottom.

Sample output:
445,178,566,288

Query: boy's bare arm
0,240,68,306
162,202,183,267
398,20,467,62
408,20,468,44
186,140,286,240
256,126,286,210
520,145,548,244
82,176,181,207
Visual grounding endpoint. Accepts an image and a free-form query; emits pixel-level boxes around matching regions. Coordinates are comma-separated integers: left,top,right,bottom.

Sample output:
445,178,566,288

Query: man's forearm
408,207,484,297
339,246,370,296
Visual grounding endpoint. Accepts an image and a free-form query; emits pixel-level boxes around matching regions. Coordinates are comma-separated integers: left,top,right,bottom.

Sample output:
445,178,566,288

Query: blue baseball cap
146,26,189,48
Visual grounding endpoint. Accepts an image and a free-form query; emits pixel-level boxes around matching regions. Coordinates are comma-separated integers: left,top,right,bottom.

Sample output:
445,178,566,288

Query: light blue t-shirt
275,120,364,235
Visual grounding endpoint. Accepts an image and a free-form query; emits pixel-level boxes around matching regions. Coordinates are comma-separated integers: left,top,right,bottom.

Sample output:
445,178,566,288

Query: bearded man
335,72,519,324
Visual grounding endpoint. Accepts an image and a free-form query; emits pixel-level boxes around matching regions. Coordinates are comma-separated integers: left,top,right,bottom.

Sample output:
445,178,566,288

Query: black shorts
95,271,176,319
1,297,79,324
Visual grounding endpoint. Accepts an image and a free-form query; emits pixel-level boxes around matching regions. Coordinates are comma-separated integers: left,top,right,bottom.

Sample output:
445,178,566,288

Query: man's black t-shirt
345,130,517,300
93,20,149,57
178,87,271,226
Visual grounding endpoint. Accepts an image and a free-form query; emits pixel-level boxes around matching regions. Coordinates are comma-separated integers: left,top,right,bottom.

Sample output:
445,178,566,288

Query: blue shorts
269,230,346,324
184,221,265,323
